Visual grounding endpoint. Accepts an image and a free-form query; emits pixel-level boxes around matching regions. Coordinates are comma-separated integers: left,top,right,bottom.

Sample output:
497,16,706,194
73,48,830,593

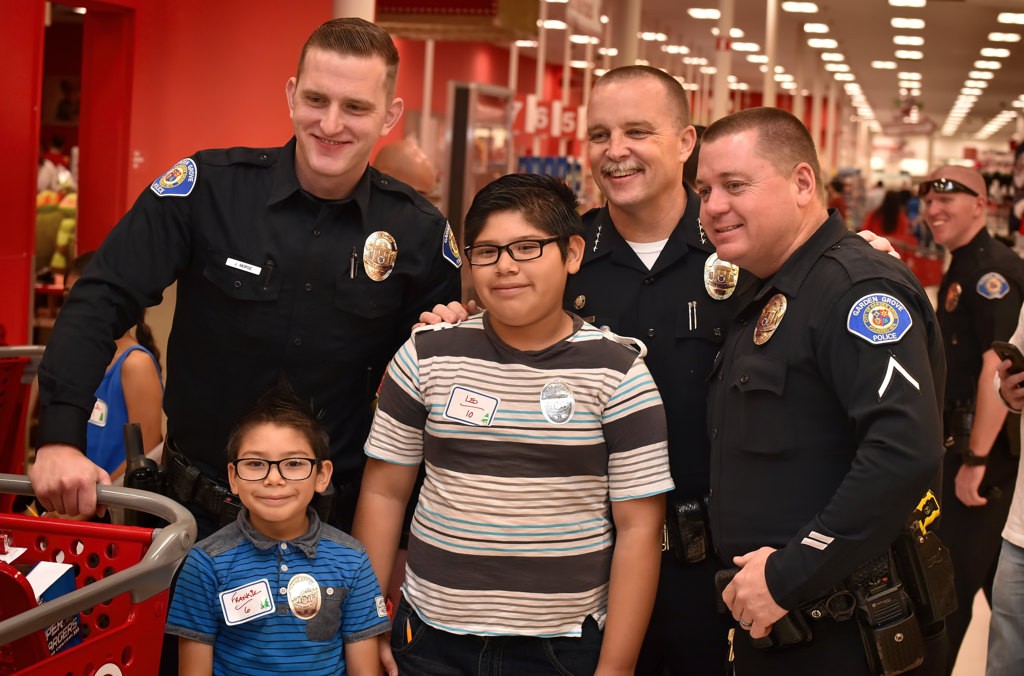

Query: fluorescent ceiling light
700,66,718,74
803,23,829,33
662,44,690,54
964,80,988,88
997,13,1024,25
989,33,1021,42
974,60,1002,69
747,54,769,63
540,20,567,29
872,61,897,69
895,50,924,59
639,31,667,41
711,27,745,38
891,18,925,29
781,81,798,89
834,73,856,81
981,47,1010,58
807,38,838,48
731,42,761,52
570,34,598,44
824,63,850,72
897,72,922,80
688,8,720,20
570,60,591,69
821,52,845,61
597,47,618,56
893,35,924,46
968,70,994,79
889,0,925,6
514,40,537,48
961,87,983,95
781,2,819,12
774,73,795,82
899,80,921,88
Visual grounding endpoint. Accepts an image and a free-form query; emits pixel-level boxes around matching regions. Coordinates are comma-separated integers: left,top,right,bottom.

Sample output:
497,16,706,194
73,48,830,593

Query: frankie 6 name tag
219,578,275,626
443,386,499,426
847,293,913,345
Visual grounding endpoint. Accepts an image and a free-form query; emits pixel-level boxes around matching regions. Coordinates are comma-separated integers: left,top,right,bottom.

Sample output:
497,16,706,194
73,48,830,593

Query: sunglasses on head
918,178,980,198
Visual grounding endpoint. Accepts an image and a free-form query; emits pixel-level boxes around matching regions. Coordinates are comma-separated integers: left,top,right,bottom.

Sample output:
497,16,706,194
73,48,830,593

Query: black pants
637,553,731,675
939,447,1016,672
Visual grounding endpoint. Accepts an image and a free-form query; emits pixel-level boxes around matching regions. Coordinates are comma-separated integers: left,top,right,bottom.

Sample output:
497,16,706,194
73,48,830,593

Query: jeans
390,597,603,676
987,539,1024,676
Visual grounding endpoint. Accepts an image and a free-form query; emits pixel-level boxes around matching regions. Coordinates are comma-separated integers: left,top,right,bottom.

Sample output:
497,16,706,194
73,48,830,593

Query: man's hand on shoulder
414,299,481,329
857,230,901,259
28,444,110,517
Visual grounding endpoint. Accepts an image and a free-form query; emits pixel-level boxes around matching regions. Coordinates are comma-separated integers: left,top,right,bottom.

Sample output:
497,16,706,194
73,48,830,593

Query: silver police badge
286,573,321,620
704,253,739,300
363,231,398,282
540,380,575,425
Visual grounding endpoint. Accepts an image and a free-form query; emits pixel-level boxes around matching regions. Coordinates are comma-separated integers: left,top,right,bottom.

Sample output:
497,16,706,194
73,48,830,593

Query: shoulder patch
977,272,1010,300
150,158,197,198
442,221,462,269
847,293,913,345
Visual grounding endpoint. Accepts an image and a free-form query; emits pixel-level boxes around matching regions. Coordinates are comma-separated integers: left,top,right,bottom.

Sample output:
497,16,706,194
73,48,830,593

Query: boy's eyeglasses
231,457,320,481
464,236,564,266
918,178,979,198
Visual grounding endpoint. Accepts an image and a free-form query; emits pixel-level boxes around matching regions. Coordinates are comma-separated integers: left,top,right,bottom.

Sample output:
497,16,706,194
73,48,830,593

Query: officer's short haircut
702,107,825,201
592,65,692,131
464,174,582,262
226,379,329,462
297,17,400,99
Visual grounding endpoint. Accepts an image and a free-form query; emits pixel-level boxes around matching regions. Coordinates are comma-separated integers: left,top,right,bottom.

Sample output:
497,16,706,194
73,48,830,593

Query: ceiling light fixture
821,52,845,61
803,23,829,33
891,18,925,29
807,38,838,48
980,47,1011,58
893,35,924,46
687,8,720,20
872,61,897,69
989,32,1021,42
781,2,819,13
895,50,924,59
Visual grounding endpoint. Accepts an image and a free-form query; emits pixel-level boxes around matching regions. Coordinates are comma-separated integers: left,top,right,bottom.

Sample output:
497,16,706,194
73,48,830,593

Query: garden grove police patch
150,158,197,198
442,221,462,268
847,293,913,345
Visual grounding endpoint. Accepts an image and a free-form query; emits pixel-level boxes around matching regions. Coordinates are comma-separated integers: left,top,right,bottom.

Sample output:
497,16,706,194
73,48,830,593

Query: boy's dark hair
297,17,399,98
463,174,582,261
69,251,161,365
226,380,329,462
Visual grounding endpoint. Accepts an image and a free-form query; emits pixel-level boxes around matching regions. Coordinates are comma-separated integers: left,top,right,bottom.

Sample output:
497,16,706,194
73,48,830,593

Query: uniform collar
950,227,992,260
583,184,712,270
236,505,322,558
268,137,373,218
755,209,847,301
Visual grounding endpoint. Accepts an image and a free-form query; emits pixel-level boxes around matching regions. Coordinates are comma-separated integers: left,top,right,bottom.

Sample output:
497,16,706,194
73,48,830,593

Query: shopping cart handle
0,473,196,647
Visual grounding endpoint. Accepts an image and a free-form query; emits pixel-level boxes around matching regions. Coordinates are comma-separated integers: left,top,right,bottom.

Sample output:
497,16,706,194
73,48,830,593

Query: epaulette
372,170,441,219
198,146,278,168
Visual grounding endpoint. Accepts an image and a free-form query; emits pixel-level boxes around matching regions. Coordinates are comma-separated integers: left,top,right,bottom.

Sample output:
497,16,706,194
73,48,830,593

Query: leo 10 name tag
443,386,499,426
219,578,275,626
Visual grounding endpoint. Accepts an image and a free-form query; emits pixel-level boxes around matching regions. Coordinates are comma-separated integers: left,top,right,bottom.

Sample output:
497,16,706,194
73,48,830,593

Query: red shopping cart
0,474,195,675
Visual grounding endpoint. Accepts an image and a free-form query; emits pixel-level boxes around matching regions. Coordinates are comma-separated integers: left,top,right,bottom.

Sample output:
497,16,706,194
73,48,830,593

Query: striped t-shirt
166,508,390,675
366,312,673,637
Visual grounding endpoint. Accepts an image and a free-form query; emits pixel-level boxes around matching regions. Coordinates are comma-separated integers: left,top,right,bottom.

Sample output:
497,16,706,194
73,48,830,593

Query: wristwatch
962,448,989,466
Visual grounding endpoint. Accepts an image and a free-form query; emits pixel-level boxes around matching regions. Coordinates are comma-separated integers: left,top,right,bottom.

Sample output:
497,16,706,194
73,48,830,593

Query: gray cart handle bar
0,474,196,646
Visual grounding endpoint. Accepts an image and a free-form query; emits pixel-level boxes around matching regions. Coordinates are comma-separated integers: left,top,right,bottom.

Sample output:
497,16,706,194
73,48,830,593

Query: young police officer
30,18,461,535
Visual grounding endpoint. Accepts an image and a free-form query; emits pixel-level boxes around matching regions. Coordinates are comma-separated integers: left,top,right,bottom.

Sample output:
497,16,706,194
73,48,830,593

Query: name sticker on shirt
88,398,108,427
219,578,275,626
977,272,1010,300
847,293,913,345
225,257,262,276
443,386,499,426
149,158,197,198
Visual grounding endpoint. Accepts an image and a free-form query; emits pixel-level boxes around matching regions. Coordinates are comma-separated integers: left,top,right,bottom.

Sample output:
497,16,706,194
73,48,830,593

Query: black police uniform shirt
938,228,1024,411
565,185,756,498
36,138,462,482
708,211,945,611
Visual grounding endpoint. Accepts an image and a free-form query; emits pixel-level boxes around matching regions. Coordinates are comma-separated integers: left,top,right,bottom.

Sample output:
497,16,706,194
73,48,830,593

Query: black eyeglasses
918,178,980,198
464,236,564,266
231,457,320,481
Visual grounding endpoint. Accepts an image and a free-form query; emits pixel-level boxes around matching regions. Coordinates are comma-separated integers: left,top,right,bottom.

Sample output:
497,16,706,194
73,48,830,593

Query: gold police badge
704,253,740,300
945,283,962,312
754,294,787,345
363,231,398,282
574,295,586,311
286,573,322,620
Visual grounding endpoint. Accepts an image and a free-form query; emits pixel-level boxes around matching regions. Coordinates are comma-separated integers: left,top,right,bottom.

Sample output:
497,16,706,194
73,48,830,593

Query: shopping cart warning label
220,578,275,626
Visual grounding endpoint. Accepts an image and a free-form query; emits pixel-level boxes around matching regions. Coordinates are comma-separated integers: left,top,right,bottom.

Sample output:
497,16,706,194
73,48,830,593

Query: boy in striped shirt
353,174,674,675
166,382,389,674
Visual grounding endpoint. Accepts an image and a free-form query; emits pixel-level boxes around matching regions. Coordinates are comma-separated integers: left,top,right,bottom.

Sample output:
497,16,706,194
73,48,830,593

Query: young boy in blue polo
166,382,389,674
353,174,674,675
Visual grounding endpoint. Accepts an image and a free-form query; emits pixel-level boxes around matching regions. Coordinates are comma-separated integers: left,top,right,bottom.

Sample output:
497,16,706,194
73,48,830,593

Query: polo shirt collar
237,506,322,558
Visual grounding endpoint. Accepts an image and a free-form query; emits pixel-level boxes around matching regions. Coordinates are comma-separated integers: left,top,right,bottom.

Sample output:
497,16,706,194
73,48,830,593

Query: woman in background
861,190,918,256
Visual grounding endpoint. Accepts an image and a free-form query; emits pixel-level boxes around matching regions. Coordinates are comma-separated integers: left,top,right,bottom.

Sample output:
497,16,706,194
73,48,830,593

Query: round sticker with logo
363,231,398,282
540,380,575,425
287,573,322,620
704,253,740,300
753,294,787,345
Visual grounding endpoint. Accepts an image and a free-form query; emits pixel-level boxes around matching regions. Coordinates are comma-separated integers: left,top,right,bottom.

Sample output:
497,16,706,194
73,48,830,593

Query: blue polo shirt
166,508,389,675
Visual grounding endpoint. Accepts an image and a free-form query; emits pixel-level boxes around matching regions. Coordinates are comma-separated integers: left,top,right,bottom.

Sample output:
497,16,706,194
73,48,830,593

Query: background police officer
924,165,1024,671
30,18,461,535
698,107,946,674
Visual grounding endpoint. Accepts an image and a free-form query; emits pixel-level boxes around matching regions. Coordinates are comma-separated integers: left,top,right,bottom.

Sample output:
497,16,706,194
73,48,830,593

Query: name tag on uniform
225,258,262,276
219,578,275,626
444,386,499,426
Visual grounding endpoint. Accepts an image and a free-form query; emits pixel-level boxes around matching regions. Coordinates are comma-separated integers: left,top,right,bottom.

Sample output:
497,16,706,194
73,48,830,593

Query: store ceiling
540,0,1024,145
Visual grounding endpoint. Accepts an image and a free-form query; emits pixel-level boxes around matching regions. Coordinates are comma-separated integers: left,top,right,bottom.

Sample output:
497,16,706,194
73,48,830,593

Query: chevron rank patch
847,293,913,345
977,272,1010,300
150,158,197,198
442,221,462,269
